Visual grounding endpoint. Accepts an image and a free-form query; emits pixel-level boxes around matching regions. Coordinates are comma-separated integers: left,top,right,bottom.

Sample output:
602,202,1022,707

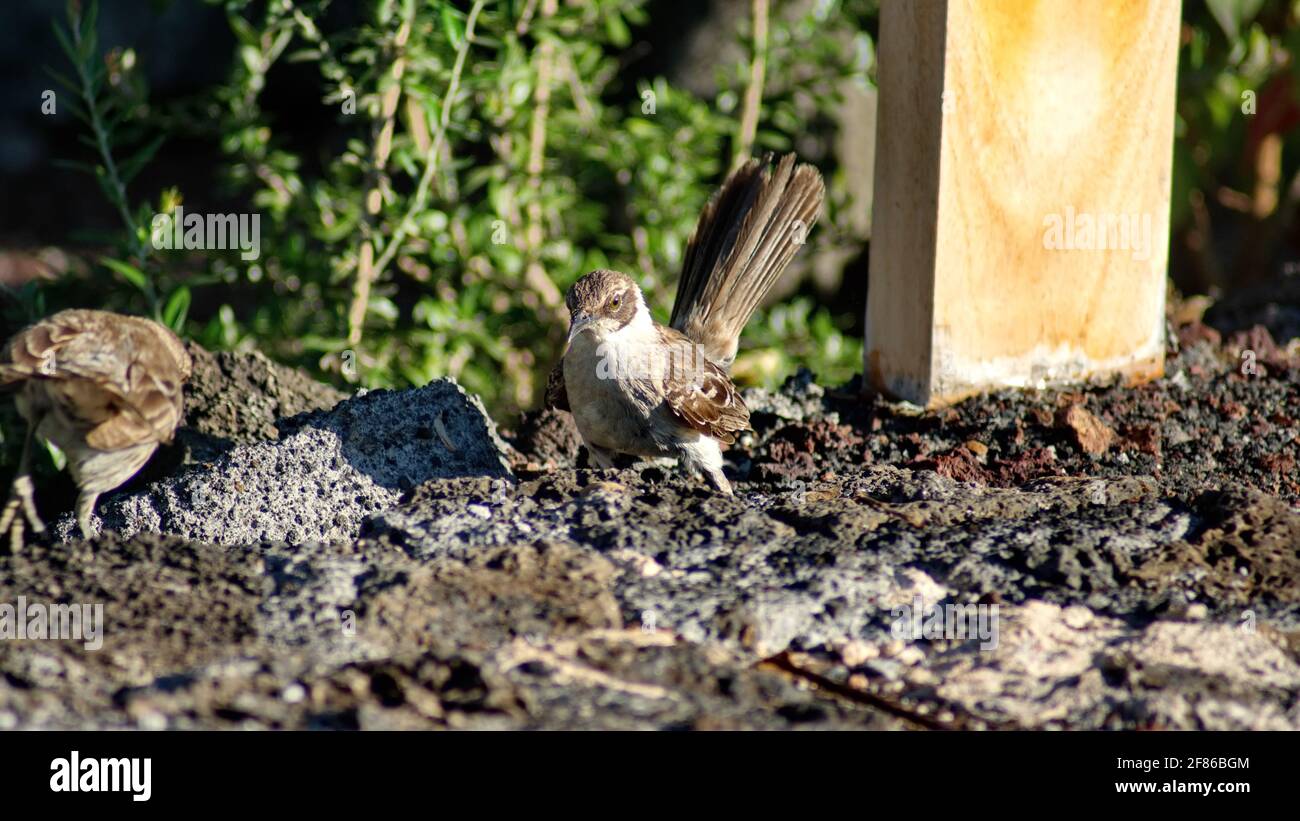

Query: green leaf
76,22,97,65
267,27,294,63
162,286,191,331
440,4,464,49
80,0,99,47
92,166,121,204
604,12,630,47
119,135,165,184
51,20,78,66
240,45,263,74
51,158,96,175
88,61,105,98
228,13,259,48
1206,0,1265,42
100,257,149,291
43,66,78,95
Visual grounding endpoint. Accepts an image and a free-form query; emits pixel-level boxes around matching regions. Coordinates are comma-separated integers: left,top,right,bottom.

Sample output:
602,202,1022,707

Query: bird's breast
563,333,668,457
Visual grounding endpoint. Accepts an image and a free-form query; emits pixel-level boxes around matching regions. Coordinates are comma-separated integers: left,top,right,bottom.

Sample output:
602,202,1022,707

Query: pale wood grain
866,0,1180,405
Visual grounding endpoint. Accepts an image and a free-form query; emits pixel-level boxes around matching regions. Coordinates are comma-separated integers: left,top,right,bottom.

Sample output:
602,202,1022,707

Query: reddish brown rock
1056,404,1115,456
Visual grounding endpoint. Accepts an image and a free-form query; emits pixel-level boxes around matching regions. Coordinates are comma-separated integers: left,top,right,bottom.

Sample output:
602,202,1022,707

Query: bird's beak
566,312,595,347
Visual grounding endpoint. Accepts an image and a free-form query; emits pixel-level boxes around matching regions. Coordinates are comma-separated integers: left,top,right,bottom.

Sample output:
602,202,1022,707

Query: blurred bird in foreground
0,309,191,548
547,153,824,493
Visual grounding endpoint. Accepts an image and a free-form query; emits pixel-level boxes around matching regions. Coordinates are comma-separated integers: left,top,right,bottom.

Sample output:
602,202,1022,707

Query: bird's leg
585,443,619,470
0,421,47,551
702,464,733,495
17,429,44,532
677,437,733,495
75,490,100,540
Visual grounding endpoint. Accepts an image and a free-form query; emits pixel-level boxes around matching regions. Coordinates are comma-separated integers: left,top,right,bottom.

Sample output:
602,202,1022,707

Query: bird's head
564,269,645,346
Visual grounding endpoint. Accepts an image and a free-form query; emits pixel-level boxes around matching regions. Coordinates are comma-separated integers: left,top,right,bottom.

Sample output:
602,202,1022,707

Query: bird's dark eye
610,296,621,310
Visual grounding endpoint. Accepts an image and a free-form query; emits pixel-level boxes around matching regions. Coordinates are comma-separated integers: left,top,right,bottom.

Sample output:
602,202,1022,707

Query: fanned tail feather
669,153,825,368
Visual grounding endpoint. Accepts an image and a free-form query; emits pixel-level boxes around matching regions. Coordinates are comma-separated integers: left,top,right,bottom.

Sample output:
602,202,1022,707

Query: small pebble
906,668,938,685
896,645,925,666
138,712,167,731
840,640,879,667
1063,605,1094,629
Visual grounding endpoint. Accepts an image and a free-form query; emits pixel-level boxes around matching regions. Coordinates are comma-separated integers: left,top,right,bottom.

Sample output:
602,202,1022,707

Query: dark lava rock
183,342,349,444
0,534,890,730
5,316,1300,730
502,408,583,471
146,343,349,475
55,380,513,545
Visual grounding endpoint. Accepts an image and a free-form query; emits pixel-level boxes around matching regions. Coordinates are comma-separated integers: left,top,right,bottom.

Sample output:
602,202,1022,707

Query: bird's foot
0,474,46,553
703,467,733,495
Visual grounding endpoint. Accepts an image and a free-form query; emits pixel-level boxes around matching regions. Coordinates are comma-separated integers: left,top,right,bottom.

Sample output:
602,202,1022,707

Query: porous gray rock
360,467,1252,657
927,600,1300,730
0,532,890,730
55,379,513,545
741,367,832,423
8,333,1300,731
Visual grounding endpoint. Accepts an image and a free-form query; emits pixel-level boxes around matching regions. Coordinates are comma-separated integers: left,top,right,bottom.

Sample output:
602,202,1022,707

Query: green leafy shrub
28,0,870,421
17,0,1295,429
1171,0,1300,290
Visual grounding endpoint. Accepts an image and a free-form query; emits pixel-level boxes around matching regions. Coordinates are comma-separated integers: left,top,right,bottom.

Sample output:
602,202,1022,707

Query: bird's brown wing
656,325,749,445
0,309,191,450
543,357,569,411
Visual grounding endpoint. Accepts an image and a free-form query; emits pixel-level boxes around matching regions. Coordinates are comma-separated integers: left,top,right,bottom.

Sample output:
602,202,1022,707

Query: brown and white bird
547,153,824,493
0,309,192,547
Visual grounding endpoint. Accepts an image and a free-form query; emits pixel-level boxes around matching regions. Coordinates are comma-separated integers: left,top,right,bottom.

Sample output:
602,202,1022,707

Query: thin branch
67,12,158,314
348,12,412,347
731,0,769,172
357,0,487,345
560,48,597,126
523,0,565,317
515,0,539,36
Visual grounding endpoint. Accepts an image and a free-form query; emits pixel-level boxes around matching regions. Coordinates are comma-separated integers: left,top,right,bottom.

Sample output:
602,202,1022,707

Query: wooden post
866,0,1182,406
